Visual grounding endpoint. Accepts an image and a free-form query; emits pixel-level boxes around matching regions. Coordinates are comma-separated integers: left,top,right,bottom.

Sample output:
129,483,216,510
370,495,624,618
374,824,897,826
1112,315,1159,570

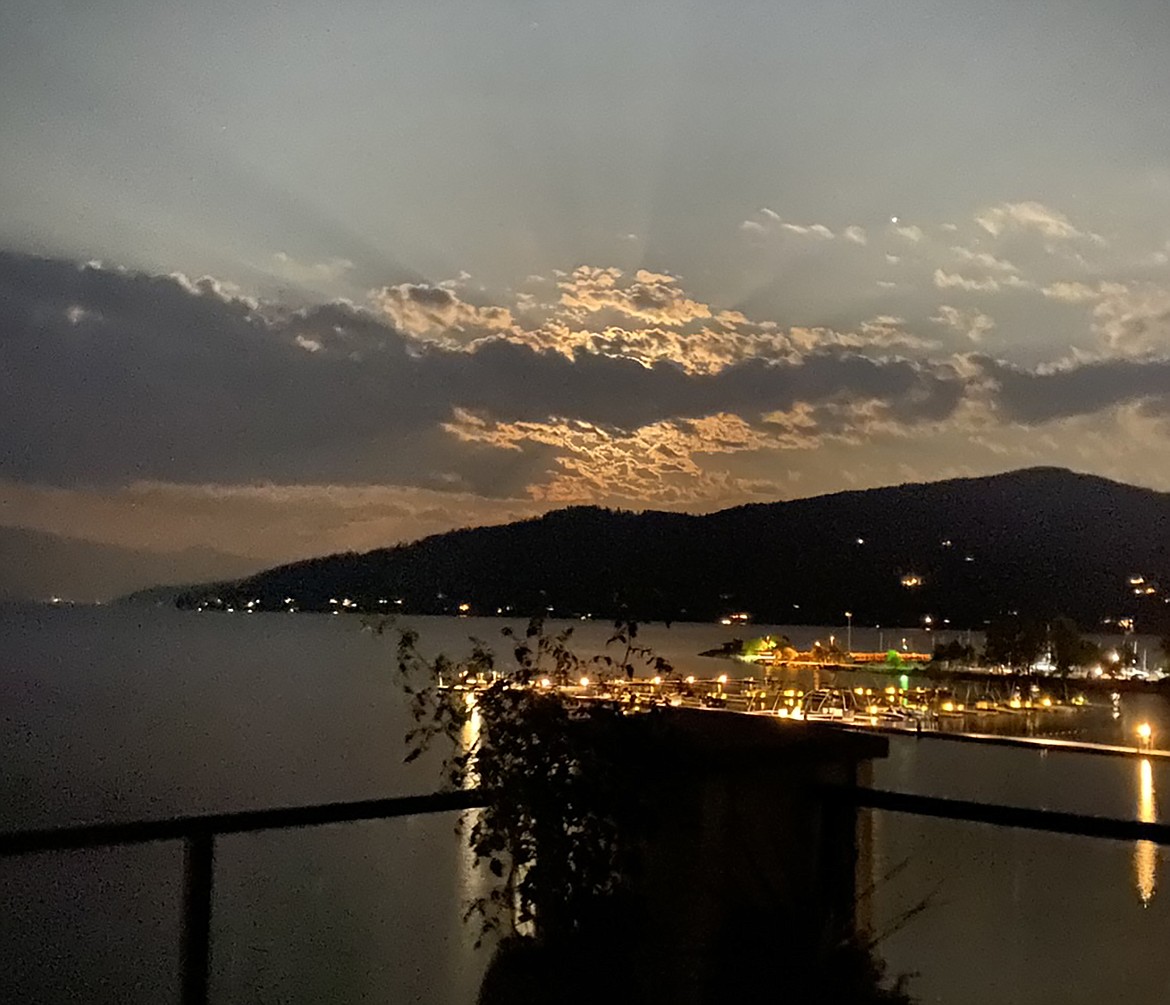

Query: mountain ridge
168,467,1170,630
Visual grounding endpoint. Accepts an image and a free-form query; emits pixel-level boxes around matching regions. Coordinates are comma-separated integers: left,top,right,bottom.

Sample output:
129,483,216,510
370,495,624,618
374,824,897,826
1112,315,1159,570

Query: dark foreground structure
478,709,892,1005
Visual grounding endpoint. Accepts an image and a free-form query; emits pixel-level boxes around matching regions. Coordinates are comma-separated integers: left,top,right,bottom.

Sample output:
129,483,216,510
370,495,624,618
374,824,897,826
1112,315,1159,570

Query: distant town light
900,574,923,589
579,676,590,687
1138,722,1153,741
539,678,551,688
458,602,471,613
717,674,728,685
652,676,662,686
685,676,696,684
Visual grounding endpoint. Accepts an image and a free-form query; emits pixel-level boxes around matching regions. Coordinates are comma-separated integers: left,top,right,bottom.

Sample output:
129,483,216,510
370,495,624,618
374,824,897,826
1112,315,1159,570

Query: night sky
5,1,1170,596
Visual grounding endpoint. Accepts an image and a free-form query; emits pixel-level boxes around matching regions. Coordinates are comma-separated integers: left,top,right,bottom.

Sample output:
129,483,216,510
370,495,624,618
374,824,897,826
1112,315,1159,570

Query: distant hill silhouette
173,468,1170,630
0,526,261,604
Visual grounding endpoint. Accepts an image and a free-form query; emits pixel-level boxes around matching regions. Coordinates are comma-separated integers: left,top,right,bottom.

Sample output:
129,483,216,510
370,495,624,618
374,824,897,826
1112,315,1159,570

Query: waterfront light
579,676,590,687
1138,722,1153,749
1137,758,1158,905
717,674,728,684
685,675,695,684
652,676,662,686
539,678,551,688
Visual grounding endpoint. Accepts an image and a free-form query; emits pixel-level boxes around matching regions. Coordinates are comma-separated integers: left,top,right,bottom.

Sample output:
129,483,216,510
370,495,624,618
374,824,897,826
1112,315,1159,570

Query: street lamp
1137,722,1153,751
845,611,853,655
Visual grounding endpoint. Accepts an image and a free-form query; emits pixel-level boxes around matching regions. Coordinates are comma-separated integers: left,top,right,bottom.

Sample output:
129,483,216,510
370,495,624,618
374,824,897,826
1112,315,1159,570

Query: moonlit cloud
372,283,515,338
555,266,713,326
271,252,355,287
975,201,1090,241
951,247,1019,273
1091,283,1170,354
893,224,925,243
931,305,996,343
781,222,835,239
1041,281,1100,303
933,269,1002,293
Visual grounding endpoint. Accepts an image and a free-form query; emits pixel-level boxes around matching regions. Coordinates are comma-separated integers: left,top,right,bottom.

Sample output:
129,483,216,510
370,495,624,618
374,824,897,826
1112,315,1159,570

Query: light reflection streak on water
458,699,490,912
1135,758,1158,906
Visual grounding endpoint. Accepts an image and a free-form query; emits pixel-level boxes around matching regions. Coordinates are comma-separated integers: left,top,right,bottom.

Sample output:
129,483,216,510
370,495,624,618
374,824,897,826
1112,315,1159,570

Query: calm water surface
2,606,1169,1003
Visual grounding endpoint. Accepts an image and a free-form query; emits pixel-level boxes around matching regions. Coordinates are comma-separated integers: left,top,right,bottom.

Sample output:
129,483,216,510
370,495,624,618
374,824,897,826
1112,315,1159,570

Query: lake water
2,606,1169,1003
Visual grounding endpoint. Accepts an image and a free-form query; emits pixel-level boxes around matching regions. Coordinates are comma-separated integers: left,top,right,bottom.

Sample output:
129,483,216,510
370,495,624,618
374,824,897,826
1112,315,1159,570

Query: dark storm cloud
0,252,965,490
978,355,1170,424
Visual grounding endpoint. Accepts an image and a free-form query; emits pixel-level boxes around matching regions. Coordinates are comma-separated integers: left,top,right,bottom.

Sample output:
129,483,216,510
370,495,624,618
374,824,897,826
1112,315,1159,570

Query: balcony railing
3,785,1170,1005
0,790,488,1005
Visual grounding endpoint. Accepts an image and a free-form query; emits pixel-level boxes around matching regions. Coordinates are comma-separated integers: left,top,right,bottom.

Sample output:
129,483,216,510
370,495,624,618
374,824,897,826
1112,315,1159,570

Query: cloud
741,209,846,241
931,305,995,343
272,252,355,288
951,246,1018,273
781,222,835,239
1091,283,1170,354
556,265,713,326
0,251,967,504
441,410,814,504
974,201,1088,241
933,269,1001,293
1041,281,1099,303
440,396,950,507
893,224,925,243
978,354,1170,424
372,283,515,337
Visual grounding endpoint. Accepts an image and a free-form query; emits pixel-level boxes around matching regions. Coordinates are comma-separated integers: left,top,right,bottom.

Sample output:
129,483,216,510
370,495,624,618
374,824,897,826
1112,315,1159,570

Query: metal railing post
181,832,215,1005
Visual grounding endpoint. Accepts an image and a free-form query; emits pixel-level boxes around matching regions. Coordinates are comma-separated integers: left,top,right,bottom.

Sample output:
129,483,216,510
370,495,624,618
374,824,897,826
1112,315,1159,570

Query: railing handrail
7,784,1169,858
824,785,1170,845
0,788,489,858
